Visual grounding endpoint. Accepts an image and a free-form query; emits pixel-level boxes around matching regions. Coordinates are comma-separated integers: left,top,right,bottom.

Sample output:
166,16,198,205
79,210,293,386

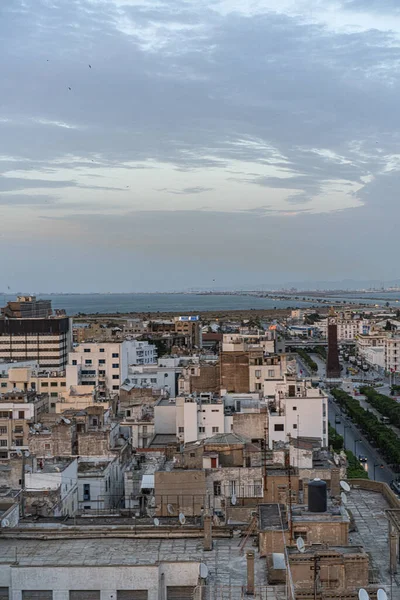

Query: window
211,409,219,412
0,411,10,418
112,375,119,380
142,438,148,447
84,348,91,353
213,481,221,496
255,369,261,378
323,403,326,417
42,382,48,387
0,427,7,434
18,411,25,419
178,427,184,433
99,370,105,376
112,385,119,390
15,439,23,447
50,382,57,387
212,427,219,433
255,383,262,391
51,403,56,408
83,483,91,501
112,363,119,368
51,392,58,398
294,530,307,541
1,382,6,388
85,359,92,365
142,426,147,434
293,424,297,429
190,452,196,458
112,353,119,358
72,360,77,366
99,359,106,365
100,348,105,353
274,424,284,431
0,440,7,447
268,369,275,377
323,421,326,434
126,410,131,417
198,426,205,433
292,406,297,411
60,382,66,387
254,480,262,495
230,480,237,495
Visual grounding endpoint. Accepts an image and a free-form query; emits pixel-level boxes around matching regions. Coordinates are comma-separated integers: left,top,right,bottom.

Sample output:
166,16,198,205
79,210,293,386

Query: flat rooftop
78,460,111,474
0,537,283,598
39,460,75,474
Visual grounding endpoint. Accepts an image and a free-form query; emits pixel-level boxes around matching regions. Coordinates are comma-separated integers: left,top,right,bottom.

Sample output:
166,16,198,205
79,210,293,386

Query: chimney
204,515,212,551
246,550,255,595
330,468,340,497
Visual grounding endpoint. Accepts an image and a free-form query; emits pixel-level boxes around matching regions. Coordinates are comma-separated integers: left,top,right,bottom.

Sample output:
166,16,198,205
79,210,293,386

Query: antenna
358,589,369,600
340,480,350,492
179,512,186,525
296,536,305,553
199,563,209,579
377,590,388,600
153,518,160,527
167,504,175,515
340,492,347,505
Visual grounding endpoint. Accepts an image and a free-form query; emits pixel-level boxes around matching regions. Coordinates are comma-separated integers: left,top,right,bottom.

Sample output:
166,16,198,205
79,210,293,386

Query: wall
77,431,109,455
220,352,250,393
190,364,220,394
232,412,267,441
3,562,200,600
154,403,176,434
264,473,299,504
155,470,206,516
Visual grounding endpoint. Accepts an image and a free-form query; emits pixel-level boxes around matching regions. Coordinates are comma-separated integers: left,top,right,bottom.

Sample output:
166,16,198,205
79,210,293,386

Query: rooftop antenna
296,536,305,553
340,480,350,492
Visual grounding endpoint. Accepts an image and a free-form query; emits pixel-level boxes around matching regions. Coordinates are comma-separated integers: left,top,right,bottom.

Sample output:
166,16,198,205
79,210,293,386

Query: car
335,416,341,424
390,480,400,495
358,455,368,463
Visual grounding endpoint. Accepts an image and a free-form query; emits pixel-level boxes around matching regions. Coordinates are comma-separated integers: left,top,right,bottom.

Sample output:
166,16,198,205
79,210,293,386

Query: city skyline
1,0,400,291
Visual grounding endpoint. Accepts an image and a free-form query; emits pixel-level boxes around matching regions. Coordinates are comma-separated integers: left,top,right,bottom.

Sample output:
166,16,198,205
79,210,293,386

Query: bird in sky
68,87,72,91
89,64,92,69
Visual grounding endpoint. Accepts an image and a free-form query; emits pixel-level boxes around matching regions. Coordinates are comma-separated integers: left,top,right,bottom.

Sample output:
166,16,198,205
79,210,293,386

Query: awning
141,474,154,489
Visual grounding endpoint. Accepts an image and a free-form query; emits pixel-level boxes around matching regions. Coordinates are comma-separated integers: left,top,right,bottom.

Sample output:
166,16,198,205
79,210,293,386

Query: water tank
308,478,327,513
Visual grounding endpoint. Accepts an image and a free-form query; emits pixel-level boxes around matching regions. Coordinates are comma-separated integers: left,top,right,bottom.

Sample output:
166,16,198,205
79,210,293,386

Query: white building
268,378,328,449
176,394,225,444
25,458,78,517
384,335,400,373
126,363,180,396
67,340,157,396
77,455,125,512
317,317,371,341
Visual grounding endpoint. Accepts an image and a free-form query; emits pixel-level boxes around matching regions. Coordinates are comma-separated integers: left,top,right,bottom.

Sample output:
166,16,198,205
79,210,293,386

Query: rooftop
38,459,75,474
149,433,177,447
78,459,112,474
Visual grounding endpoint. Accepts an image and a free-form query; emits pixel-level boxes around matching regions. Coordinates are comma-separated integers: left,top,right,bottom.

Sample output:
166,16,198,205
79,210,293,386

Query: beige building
0,390,48,458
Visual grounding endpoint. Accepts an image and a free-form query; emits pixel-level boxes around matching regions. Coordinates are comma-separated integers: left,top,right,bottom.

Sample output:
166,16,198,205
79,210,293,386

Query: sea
0,292,398,316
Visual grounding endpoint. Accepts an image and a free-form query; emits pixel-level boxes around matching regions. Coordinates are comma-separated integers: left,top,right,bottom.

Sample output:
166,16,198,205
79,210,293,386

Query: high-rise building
0,298,71,369
326,309,341,380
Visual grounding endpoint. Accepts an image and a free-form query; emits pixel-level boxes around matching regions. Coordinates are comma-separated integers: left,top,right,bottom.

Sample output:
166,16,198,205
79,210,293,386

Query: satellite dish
358,589,369,600
2,519,10,528
199,563,209,579
153,518,160,527
146,507,155,518
377,590,388,600
231,494,237,506
24,450,30,458
296,536,305,553
179,512,186,525
167,504,175,515
340,480,350,492
16,450,22,457
341,492,347,505
62,417,71,424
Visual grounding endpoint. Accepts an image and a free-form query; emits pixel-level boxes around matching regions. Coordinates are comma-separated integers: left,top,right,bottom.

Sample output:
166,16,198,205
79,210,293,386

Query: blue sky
0,0,399,291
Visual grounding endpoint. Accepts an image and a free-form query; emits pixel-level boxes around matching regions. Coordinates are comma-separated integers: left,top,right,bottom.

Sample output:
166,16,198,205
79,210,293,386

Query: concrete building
77,455,125,512
0,390,48,458
67,340,157,396
24,457,78,517
0,313,71,369
249,354,287,396
0,363,67,402
176,394,225,444
1,295,52,319
317,314,371,340
268,379,328,448
384,335,400,373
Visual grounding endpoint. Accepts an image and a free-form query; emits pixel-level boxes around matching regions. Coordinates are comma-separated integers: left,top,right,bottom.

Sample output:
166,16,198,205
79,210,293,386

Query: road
328,396,394,484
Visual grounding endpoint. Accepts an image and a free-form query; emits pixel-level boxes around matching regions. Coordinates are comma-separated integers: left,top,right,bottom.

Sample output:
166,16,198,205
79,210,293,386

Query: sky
1,0,400,292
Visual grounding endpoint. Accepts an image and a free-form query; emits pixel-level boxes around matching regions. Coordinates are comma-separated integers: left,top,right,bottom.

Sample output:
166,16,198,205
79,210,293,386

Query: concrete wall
155,470,206,516
232,412,266,440
154,403,176,434
2,562,200,600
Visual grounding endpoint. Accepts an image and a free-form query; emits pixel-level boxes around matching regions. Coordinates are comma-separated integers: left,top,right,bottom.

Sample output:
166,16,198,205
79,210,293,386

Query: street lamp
373,463,384,480
343,424,351,449
354,439,362,457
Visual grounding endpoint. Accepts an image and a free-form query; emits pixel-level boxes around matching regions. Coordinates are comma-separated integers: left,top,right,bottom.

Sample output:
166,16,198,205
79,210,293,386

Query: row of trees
360,386,400,428
331,388,400,471
296,348,318,373
328,425,368,479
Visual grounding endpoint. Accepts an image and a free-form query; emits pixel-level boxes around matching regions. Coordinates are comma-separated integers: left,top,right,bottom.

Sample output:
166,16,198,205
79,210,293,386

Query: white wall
154,403,176,434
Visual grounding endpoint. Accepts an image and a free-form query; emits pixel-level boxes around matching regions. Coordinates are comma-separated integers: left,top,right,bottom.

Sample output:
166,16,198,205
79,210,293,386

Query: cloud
158,186,214,194
0,194,58,206
0,176,127,192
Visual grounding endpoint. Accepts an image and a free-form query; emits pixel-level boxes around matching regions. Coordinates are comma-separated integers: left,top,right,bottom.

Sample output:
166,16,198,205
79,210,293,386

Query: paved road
328,396,395,484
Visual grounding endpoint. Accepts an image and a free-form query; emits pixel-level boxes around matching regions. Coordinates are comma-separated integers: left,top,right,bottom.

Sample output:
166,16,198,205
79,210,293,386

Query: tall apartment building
67,340,157,396
0,297,71,369
384,335,400,373
268,378,328,448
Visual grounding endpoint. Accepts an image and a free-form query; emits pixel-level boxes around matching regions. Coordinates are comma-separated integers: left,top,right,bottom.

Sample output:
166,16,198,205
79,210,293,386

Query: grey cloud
158,186,214,194
0,194,58,205
0,176,127,192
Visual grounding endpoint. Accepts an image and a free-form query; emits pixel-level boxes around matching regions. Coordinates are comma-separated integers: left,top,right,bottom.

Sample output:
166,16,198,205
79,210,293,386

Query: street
328,395,394,484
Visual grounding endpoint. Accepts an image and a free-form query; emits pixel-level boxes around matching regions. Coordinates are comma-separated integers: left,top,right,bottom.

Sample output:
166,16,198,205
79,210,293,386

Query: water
0,293,314,316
